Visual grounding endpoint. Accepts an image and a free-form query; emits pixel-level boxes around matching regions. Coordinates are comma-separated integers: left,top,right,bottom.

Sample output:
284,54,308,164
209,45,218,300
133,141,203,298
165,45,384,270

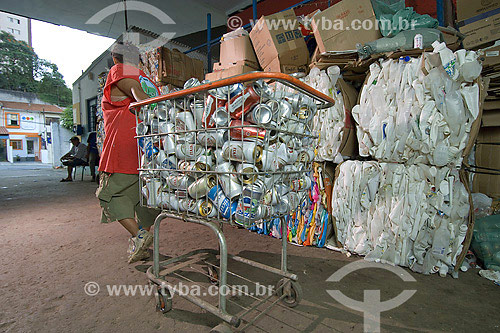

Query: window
7,28,20,35
11,140,22,150
87,97,97,132
6,113,20,128
8,17,20,24
45,117,60,125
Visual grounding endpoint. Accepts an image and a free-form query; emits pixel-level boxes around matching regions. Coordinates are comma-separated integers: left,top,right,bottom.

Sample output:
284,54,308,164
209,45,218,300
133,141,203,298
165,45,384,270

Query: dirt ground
0,163,499,333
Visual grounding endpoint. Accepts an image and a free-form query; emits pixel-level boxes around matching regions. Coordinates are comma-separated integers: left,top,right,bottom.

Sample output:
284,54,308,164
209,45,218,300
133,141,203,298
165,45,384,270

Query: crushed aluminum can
188,174,217,199
195,151,214,171
236,163,259,184
247,104,273,125
235,195,261,227
175,143,204,160
142,178,162,207
136,122,149,136
149,118,159,133
213,107,230,127
229,119,266,141
269,181,291,206
178,198,197,213
141,154,153,169
242,179,266,201
175,111,196,143
215,162,242,199
213,149,225,164
258,143,288,171
222,140,263,164
189,98,205,128
265,99,281,117
156,150,177,170
252,80,272,100
198,200,218,217
184,77,201,90
175,190,188,199
227,85,261,119
175,111,196,133
203,94,227,128
165,175,194,190
156,100,172,121
275,100,293,122
207,185,238,220
160,192,179,210
296,149,315,165
139,137,159,160
217,83,244,99
178,160,195,172
197,129,228,148
172,98,186,110
285,145,299,165
290,175,312,192
266,120,279,142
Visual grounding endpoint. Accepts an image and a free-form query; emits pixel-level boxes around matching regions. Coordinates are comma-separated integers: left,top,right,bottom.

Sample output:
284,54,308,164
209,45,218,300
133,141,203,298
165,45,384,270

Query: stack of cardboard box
205,32,260,81
140,47,204,88
206,9,311,81
473,47,500,199
457,0,500,49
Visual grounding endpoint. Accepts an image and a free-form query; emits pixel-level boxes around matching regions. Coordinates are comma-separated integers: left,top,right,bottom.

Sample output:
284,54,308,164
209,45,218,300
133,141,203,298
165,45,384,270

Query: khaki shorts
96,172,160,228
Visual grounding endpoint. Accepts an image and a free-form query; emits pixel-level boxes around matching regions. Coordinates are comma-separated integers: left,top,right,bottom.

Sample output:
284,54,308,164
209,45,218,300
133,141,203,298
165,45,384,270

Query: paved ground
0,163,499,332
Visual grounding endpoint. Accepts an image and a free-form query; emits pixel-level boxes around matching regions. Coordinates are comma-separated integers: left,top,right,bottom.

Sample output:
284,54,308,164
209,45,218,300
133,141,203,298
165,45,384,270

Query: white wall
6,140,13,163
50,122,73,167
0,12,30,45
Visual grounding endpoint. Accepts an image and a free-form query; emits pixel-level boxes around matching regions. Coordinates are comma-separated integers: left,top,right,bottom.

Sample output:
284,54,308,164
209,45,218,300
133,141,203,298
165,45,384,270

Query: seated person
86,131,99,182
60,136,88,182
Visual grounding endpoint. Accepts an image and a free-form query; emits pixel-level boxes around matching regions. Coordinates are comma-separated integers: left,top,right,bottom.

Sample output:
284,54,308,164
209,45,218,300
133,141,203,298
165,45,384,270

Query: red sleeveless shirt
98,63,159,174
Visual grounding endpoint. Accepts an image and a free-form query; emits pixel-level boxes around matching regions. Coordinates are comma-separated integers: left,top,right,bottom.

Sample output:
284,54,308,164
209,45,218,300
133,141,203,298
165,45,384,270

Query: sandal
60,178,73,182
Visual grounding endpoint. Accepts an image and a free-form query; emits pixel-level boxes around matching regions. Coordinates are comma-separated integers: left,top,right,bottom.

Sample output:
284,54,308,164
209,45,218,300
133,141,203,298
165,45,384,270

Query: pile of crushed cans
136,77,322,228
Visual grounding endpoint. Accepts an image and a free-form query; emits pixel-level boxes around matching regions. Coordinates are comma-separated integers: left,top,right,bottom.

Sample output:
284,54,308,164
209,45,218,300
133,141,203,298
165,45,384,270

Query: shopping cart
130,72,335,332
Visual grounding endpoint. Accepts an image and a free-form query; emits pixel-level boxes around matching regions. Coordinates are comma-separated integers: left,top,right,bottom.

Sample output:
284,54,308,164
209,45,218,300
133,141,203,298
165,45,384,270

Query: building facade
0,89,72,164
0,11,31,46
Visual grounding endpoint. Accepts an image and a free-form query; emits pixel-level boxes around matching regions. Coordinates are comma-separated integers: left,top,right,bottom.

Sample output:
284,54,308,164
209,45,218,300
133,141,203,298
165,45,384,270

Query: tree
0,31,73,107
61,107,74,130
0,31,38,92
37,61,73,107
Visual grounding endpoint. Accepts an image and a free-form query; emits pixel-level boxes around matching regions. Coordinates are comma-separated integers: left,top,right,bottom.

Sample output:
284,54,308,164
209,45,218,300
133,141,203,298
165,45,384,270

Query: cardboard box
213,59,260,71
459,10,500,49
482,110,500,127
473,127,500,199
262,57,308,74
249,9,309,73
159,48,204,87
457,0,500,22
205,60,259,81
220,35,258,68
311,0,381,53
479,45,500,67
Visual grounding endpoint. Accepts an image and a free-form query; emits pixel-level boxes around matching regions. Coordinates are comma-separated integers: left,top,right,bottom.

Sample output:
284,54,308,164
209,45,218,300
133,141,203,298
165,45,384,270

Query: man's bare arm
115,78,150,102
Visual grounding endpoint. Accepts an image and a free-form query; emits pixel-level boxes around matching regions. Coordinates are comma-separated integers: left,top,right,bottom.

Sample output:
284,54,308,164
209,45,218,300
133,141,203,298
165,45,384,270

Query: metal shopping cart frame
130,72,335,332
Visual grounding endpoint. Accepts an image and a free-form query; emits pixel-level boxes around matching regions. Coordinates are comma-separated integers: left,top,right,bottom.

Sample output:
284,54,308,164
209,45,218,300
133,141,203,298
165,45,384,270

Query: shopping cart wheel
275,278,302,308
210,322,233,333
155,286,172,314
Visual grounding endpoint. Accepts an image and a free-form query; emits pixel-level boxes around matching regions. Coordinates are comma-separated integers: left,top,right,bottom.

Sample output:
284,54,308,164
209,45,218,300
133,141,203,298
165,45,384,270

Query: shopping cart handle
130,72,335,110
